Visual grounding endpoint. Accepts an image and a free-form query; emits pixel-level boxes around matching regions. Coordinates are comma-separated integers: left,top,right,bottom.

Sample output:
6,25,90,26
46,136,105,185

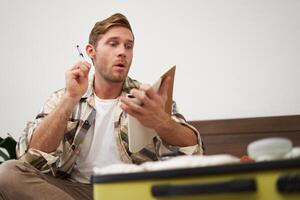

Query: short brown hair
89,13,133,47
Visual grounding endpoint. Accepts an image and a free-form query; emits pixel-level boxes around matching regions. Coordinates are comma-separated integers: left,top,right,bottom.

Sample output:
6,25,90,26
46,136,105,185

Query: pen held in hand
76,45,86,61
75,44,92,80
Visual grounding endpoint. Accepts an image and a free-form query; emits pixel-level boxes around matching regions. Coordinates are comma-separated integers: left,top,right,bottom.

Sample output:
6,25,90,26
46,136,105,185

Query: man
0,13,203,200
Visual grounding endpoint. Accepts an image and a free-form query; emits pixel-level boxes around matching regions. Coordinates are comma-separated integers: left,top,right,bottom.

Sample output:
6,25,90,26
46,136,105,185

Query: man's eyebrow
106,36,134,43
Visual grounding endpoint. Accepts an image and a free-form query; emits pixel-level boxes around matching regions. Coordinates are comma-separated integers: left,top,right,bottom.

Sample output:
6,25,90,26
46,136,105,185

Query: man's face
91,26,134,83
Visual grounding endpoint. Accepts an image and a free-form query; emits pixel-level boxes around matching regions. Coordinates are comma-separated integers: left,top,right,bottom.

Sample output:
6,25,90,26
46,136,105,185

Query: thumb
158,76,171,100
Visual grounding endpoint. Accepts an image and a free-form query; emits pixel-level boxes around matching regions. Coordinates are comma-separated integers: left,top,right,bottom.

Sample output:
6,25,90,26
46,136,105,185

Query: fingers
139,84,157,99
71,61,91,76
128,78,170,107
131,77,171,103
72,61,91,69
121,76,171,117
70,68,85,79
130,87,151,106
133,84,159,103
67,61,91,80
120,96,144,116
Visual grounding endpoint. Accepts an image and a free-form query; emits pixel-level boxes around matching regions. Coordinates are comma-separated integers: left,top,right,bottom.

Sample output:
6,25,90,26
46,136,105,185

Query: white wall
1,0,300,139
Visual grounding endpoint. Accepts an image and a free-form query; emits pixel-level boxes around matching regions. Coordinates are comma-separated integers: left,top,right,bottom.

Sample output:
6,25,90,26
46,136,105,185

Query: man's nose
117,45,126,58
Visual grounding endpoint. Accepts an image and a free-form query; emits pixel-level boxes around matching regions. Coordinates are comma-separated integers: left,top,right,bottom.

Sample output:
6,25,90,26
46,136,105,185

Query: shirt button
84,120,89,125
71,144,76,150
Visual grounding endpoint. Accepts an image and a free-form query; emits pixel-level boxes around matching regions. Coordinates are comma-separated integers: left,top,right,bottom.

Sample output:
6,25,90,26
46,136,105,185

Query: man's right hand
30,61,91,152
65,61,91,101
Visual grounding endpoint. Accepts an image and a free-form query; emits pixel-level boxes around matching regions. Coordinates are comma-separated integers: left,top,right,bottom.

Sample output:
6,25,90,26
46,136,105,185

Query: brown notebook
128,65,176,153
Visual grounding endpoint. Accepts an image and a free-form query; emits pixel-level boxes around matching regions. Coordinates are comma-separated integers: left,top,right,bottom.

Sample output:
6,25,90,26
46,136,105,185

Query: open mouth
115,64,125,68
114,63,127,70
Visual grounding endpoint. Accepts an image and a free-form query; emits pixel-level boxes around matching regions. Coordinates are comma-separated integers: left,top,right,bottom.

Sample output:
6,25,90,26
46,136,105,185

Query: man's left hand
120,77,171,132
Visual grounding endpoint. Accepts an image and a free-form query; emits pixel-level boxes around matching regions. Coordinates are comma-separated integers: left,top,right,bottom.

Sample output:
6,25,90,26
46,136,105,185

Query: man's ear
86,44,96,60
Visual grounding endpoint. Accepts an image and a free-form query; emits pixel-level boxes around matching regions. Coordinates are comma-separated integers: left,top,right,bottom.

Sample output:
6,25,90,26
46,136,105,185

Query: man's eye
109,41,118,46
125,43,133,49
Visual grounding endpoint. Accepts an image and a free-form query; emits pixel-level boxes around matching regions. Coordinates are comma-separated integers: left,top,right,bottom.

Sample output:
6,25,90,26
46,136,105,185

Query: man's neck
93,75,124,99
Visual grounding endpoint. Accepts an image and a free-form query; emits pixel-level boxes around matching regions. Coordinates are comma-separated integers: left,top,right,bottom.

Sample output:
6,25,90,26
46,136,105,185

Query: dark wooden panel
202,131,300,157
188,115,300,157
189,115,300,135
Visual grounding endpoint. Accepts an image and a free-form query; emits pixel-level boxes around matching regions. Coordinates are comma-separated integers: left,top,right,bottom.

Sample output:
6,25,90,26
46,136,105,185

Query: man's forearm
30,95,79,153
155,117,198,147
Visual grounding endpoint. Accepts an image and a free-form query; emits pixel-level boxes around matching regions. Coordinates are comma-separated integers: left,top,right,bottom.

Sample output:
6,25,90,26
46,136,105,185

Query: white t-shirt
70,95,122,183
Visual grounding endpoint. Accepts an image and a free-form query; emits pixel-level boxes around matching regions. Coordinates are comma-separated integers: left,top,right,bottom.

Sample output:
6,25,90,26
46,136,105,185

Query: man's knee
0,160,25,189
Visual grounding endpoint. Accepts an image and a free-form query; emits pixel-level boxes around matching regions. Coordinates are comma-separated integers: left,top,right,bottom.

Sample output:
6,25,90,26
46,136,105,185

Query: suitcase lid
92,158,300,184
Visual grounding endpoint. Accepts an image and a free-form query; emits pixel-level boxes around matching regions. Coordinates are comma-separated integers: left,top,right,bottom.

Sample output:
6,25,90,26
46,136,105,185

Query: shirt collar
80,75,141,108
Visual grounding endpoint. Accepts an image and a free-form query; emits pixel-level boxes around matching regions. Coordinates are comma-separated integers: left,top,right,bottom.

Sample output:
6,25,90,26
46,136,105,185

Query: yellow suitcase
93,158,300,200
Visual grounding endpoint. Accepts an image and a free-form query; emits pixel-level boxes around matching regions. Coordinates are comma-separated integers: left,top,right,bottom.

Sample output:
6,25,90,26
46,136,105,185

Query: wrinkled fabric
17,76,203,178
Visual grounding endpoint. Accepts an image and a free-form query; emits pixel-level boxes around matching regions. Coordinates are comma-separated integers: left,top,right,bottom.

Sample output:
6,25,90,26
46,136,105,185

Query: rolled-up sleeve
16,89,65,171
155,101,204,158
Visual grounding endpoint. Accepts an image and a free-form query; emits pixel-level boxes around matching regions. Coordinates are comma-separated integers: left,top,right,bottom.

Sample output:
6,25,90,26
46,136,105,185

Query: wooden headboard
189,115,300,157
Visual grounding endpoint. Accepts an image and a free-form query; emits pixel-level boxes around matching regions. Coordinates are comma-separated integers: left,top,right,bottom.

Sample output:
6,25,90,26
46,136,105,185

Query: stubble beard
104,73,126,83
100,67,129,83
95,60,131,83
